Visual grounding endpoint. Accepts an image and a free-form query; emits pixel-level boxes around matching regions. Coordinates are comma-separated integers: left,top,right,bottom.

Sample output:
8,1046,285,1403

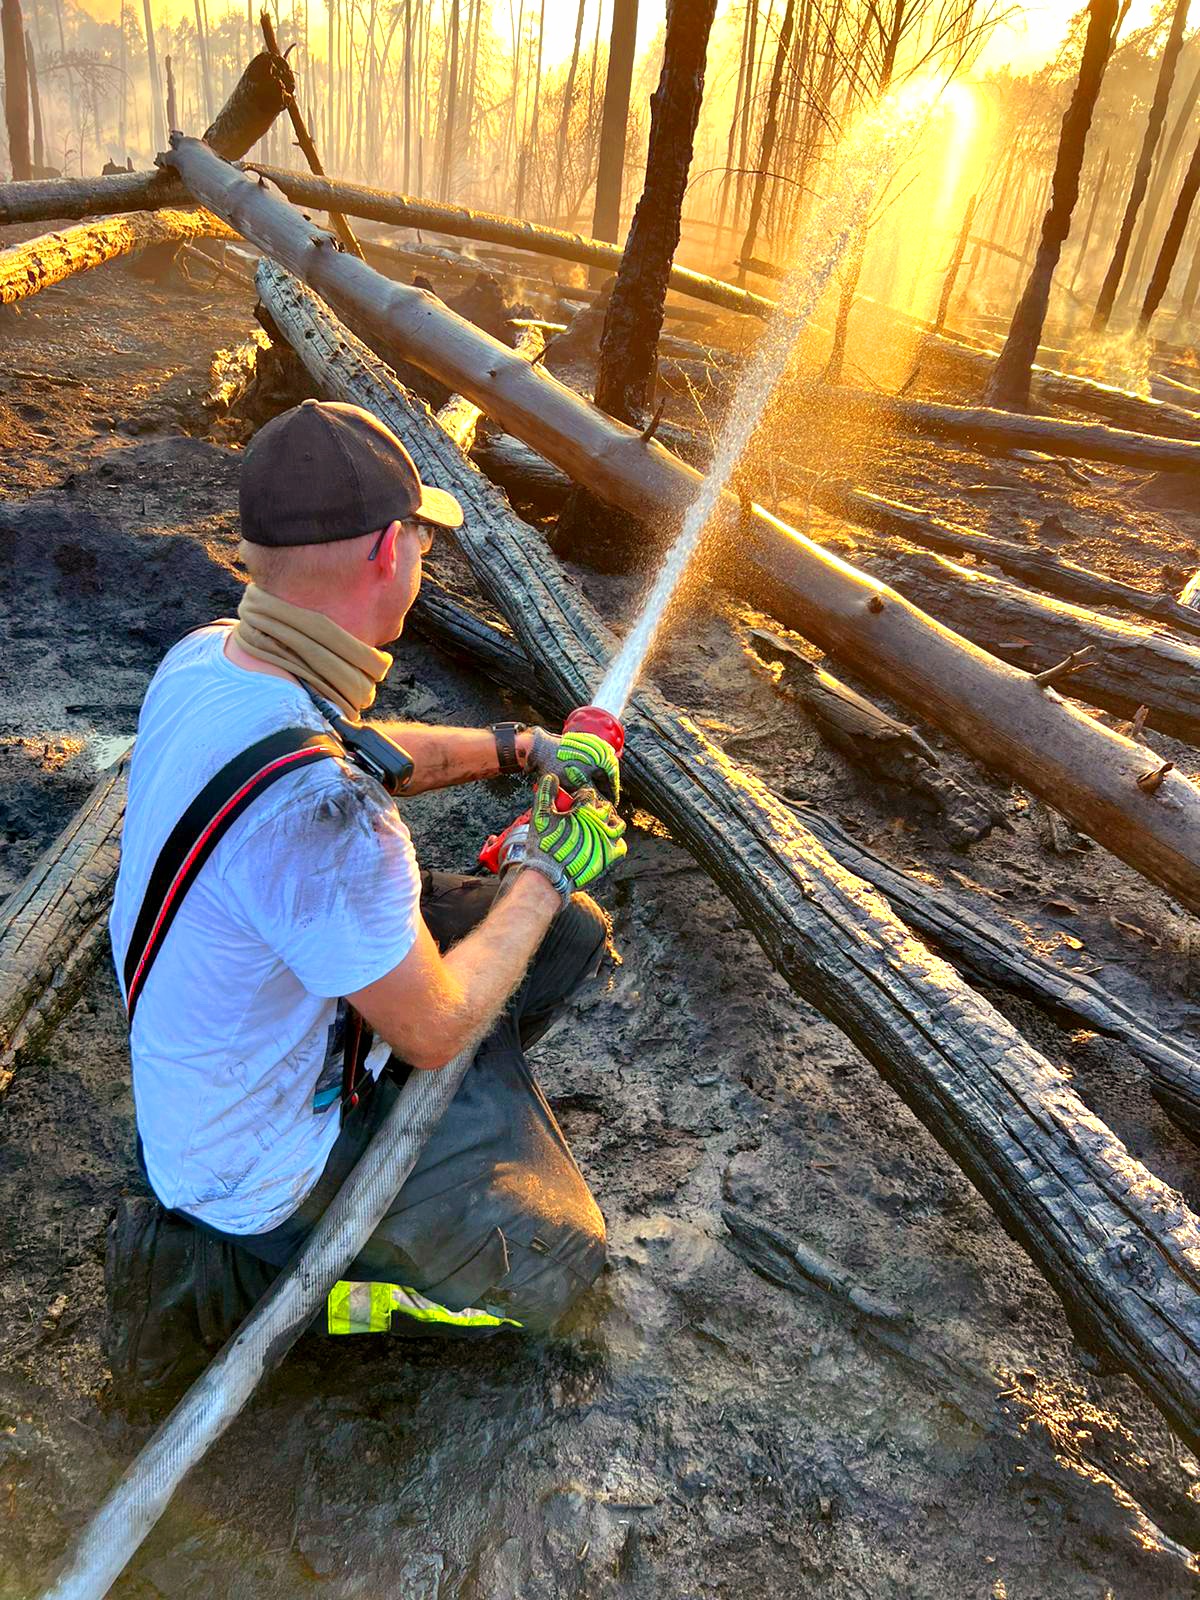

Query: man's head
238,400,463,645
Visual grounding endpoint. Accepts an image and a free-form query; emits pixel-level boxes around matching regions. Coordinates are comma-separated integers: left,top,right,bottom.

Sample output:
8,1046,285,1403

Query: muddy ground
4,242,1200,1600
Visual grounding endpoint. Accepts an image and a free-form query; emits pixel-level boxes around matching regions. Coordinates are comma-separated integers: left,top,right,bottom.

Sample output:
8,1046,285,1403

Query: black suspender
122,728,342,1027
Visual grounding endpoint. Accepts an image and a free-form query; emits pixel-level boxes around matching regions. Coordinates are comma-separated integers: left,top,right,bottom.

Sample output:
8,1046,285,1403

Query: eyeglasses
368,520,435,562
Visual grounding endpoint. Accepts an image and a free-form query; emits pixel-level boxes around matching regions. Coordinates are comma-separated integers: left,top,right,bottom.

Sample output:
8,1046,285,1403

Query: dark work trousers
193,870,610,1337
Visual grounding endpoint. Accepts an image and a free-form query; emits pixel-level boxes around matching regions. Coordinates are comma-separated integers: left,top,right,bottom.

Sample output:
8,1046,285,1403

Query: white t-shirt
109,626,422,1234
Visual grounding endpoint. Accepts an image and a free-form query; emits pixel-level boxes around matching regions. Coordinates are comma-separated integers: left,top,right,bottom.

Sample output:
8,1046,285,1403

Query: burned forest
10,0,1200,1595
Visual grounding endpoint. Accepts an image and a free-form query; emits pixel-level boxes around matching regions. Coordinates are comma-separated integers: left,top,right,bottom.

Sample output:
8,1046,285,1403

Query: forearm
422,871,561,1064
374,721,533,794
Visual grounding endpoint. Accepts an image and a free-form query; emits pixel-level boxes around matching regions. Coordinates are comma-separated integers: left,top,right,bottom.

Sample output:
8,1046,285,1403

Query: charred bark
0,760,126,1096
258,256,1200,1453
592,0,639,247
746,626,1001,845
2,0,32,181
592,0,718,426
0,207,235,304
797,475,1200,639
986,0,1118,409
164,135,1200,912
1093,0,1192,330
1138,128,1200,334
830,525,1200,745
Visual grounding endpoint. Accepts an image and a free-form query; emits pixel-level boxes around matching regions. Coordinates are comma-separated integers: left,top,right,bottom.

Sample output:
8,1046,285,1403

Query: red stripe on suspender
125,747,321,1014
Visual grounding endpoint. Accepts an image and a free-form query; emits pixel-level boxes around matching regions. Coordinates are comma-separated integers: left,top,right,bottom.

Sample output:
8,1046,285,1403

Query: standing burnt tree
593,0,719,423
986,0,1119,410
2,0,31,180
1091,0,1191,329
592,0,639,245
558,0,718,567
1137,121,1200,331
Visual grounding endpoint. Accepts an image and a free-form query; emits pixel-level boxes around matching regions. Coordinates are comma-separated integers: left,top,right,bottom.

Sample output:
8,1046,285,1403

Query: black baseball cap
240,399,463,547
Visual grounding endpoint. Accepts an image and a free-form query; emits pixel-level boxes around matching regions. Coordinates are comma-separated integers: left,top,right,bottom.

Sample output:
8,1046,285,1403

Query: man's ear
375,520,402,579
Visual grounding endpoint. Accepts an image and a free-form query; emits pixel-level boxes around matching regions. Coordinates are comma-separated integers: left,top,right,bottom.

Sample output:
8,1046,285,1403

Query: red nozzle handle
563,704,625,757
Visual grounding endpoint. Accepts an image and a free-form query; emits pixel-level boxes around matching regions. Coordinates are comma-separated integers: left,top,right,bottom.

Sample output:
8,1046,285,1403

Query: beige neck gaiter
233,584,392,720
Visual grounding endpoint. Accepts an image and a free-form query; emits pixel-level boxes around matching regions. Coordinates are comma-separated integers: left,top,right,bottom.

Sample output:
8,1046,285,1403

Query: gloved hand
527,726,621,804
498,774,626,903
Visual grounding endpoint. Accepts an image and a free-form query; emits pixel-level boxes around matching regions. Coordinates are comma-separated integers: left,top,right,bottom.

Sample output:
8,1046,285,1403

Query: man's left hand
526,727,620,804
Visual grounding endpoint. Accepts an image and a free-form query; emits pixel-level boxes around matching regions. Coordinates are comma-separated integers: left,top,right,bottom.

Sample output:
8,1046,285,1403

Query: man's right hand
501,774,626,903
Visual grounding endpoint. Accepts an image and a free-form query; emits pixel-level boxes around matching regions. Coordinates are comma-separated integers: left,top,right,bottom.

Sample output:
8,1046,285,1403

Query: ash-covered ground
3,248,1200,1599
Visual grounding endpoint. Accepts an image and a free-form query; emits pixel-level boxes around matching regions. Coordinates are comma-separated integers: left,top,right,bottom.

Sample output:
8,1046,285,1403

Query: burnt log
471,433,572,509
796,476,1200,642
258,255,1200,1454
819,523,1200,747
0,759,127,1095
0,51,292,225
164,135,1200,913
435,322,544,453
823,385,1200,475
0,208,236,304
746,626,1002,846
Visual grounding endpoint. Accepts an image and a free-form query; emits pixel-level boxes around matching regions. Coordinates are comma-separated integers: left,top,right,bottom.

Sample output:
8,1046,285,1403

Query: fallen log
812,522,1200,746
0,208,237,305
794,476,1200,642
0,52,292,227
471,433,573,510
259,256,1200,1454
745,625,1001,846
822,385,1200,475
435,322,544,452
166,135,1200,914
0,759,127,1096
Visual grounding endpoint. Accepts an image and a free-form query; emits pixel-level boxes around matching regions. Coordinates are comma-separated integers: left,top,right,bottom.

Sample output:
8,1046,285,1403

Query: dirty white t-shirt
109,625,422,1235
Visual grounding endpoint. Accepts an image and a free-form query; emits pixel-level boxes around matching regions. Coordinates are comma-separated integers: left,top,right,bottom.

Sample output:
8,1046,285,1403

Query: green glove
509,774,626,902
527,727,621,804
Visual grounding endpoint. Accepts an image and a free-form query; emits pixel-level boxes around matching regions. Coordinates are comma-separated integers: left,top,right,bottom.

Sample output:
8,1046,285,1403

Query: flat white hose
44,1045,476,1600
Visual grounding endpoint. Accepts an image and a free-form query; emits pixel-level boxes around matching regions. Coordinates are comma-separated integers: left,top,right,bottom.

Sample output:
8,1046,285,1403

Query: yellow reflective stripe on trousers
327,1279,521,1335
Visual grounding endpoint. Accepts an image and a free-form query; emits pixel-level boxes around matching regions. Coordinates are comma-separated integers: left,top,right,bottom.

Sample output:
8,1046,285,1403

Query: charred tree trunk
0,206,234,303
591,0,718,426
0,759,126,1096
260,13,360,257
738,0,795,281
551,0,586,222
202,50,295,160
164,134,1200,911
25,30,42,171
934,193,977,335
1092,0,1191,330
258,256,1200,1455
2,0,32,180
439,0,460,203
1125,51,1200,298
1138,128,1200,333
986,0,1118,409
591,0,639,247
747,626,1001,845
142,0,166,152
797,474,1200,640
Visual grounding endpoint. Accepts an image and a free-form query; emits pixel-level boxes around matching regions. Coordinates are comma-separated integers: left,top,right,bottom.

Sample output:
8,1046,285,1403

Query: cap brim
413,484,464,529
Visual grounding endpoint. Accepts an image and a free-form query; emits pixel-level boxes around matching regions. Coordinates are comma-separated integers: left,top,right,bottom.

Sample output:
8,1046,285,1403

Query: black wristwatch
491,721,528,775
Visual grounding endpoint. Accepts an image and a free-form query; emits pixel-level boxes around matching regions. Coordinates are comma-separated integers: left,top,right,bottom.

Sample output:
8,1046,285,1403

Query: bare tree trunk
1092,0,1190,330
1180,223,1200,325
143,0,166,151
1139,127,1200,331
590,0,718,425
401,0,412,191
2,0,32,179
552,0,587,221
713,0,752,256
1069,145,1108,293
591,0,638,243
987,0,1118,409
933,193,977,332
738,0,795,280
193,0,215,122
1124,49,1200,304
440,0,460,202
26,29,44,170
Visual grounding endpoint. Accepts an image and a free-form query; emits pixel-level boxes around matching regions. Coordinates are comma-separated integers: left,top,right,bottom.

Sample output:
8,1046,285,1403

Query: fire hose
42,705,624,1600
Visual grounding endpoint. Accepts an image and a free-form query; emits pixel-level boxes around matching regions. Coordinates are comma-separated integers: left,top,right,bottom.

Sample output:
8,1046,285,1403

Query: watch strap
491,721,526,775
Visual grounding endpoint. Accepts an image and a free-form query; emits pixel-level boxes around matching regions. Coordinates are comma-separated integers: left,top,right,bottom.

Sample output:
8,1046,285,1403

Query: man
106,399,626,1400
